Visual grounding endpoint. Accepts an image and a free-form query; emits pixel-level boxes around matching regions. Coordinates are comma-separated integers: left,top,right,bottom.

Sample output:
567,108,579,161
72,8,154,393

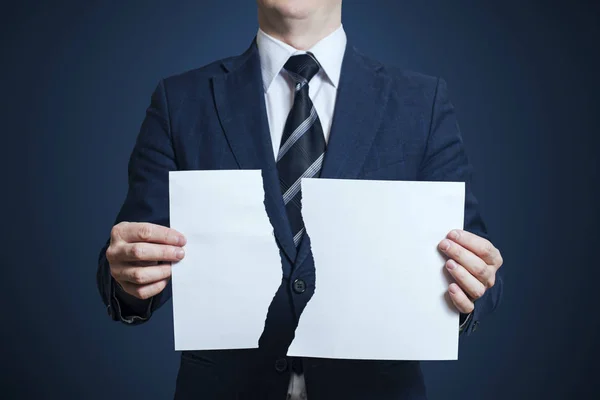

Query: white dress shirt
256,25,347,400
257,26,347,158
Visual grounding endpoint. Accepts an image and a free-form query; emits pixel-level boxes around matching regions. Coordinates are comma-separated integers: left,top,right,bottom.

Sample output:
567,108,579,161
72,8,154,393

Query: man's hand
106,222,187,300
438,229,503,314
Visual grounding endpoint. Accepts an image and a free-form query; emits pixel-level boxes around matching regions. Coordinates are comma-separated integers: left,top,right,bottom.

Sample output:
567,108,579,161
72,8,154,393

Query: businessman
97,0,503,399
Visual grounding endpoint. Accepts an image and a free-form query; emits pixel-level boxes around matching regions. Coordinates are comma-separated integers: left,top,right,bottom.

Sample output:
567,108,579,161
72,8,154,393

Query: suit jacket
96,39,503,400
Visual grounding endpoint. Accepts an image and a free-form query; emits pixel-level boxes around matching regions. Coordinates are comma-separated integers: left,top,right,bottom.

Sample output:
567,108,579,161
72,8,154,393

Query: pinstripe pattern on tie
276,53,326,247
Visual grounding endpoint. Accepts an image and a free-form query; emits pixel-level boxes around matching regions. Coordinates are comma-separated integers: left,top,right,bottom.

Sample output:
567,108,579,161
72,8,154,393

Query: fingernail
178,236,186,246
176,249,185,259
449,284,457,294
440,240,451,251
446,260,457,270
449,230,460,240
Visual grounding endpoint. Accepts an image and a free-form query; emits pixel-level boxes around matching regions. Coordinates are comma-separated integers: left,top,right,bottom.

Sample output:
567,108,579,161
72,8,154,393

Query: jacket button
293,279,306,294
274,358,288,373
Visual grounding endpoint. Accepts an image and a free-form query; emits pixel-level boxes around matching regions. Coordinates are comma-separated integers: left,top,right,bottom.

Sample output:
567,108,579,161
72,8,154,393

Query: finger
448,283,474,314
439,239,493,287
106,247,169,266
446,229,501,266
120,279,169,300
445,259,486,300
132,260,165,267
122,242,185,262
118,263,172,285
112,222,186,246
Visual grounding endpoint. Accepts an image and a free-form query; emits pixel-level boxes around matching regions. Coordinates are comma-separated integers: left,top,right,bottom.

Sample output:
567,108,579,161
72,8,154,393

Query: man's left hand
438,230,503,314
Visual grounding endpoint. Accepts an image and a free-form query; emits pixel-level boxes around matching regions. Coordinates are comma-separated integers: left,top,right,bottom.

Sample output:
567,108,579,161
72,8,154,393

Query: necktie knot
284,53,321,83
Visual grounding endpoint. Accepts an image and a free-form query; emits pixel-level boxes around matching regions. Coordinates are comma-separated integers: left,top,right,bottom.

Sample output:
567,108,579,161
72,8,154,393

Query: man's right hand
106,222,187,300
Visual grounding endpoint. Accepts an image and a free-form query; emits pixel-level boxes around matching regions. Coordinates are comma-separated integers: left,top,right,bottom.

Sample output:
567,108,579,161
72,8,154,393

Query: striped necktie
276,53,327,247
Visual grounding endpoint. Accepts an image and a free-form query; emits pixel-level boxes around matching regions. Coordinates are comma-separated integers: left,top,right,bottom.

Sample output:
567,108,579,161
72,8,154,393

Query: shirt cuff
112,279,153,324
459,312,471,333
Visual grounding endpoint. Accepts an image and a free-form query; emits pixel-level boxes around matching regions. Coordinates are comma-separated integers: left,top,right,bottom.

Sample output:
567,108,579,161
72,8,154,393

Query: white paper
287,178,465,360
169,170,282,351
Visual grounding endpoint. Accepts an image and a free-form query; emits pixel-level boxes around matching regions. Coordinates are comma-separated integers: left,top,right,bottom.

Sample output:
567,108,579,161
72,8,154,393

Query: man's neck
258,8,342,50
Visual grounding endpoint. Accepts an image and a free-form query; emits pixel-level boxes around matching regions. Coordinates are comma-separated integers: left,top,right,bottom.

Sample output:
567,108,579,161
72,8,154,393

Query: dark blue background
2,1,599,399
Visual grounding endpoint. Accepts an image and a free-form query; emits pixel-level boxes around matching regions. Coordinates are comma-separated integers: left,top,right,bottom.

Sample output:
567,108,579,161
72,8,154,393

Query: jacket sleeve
417,77,503,335
96,80,176,324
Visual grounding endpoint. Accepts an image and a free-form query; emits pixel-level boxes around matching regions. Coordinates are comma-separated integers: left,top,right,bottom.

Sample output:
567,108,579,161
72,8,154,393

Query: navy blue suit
97,39,502,399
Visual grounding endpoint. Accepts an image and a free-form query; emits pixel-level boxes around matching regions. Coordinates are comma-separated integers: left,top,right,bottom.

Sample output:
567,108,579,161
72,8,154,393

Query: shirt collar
256,25,347,92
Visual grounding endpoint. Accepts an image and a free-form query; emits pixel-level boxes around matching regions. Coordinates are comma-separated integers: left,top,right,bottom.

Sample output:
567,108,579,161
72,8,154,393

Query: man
97,0,504,399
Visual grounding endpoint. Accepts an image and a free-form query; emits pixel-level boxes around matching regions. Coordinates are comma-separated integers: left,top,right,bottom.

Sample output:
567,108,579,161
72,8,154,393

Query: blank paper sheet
287,178,465,360
169,170,282,351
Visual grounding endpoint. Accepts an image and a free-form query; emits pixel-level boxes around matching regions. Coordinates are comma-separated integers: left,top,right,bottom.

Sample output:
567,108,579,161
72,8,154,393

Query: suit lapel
212,40,297,263
296,45,391,266
320,45,390,179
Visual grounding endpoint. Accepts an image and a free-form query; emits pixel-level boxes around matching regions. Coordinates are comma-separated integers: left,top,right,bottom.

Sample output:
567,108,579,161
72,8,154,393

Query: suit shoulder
159,56,229,95
354,50,440,97
383,65,440,99
386,67,439,88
